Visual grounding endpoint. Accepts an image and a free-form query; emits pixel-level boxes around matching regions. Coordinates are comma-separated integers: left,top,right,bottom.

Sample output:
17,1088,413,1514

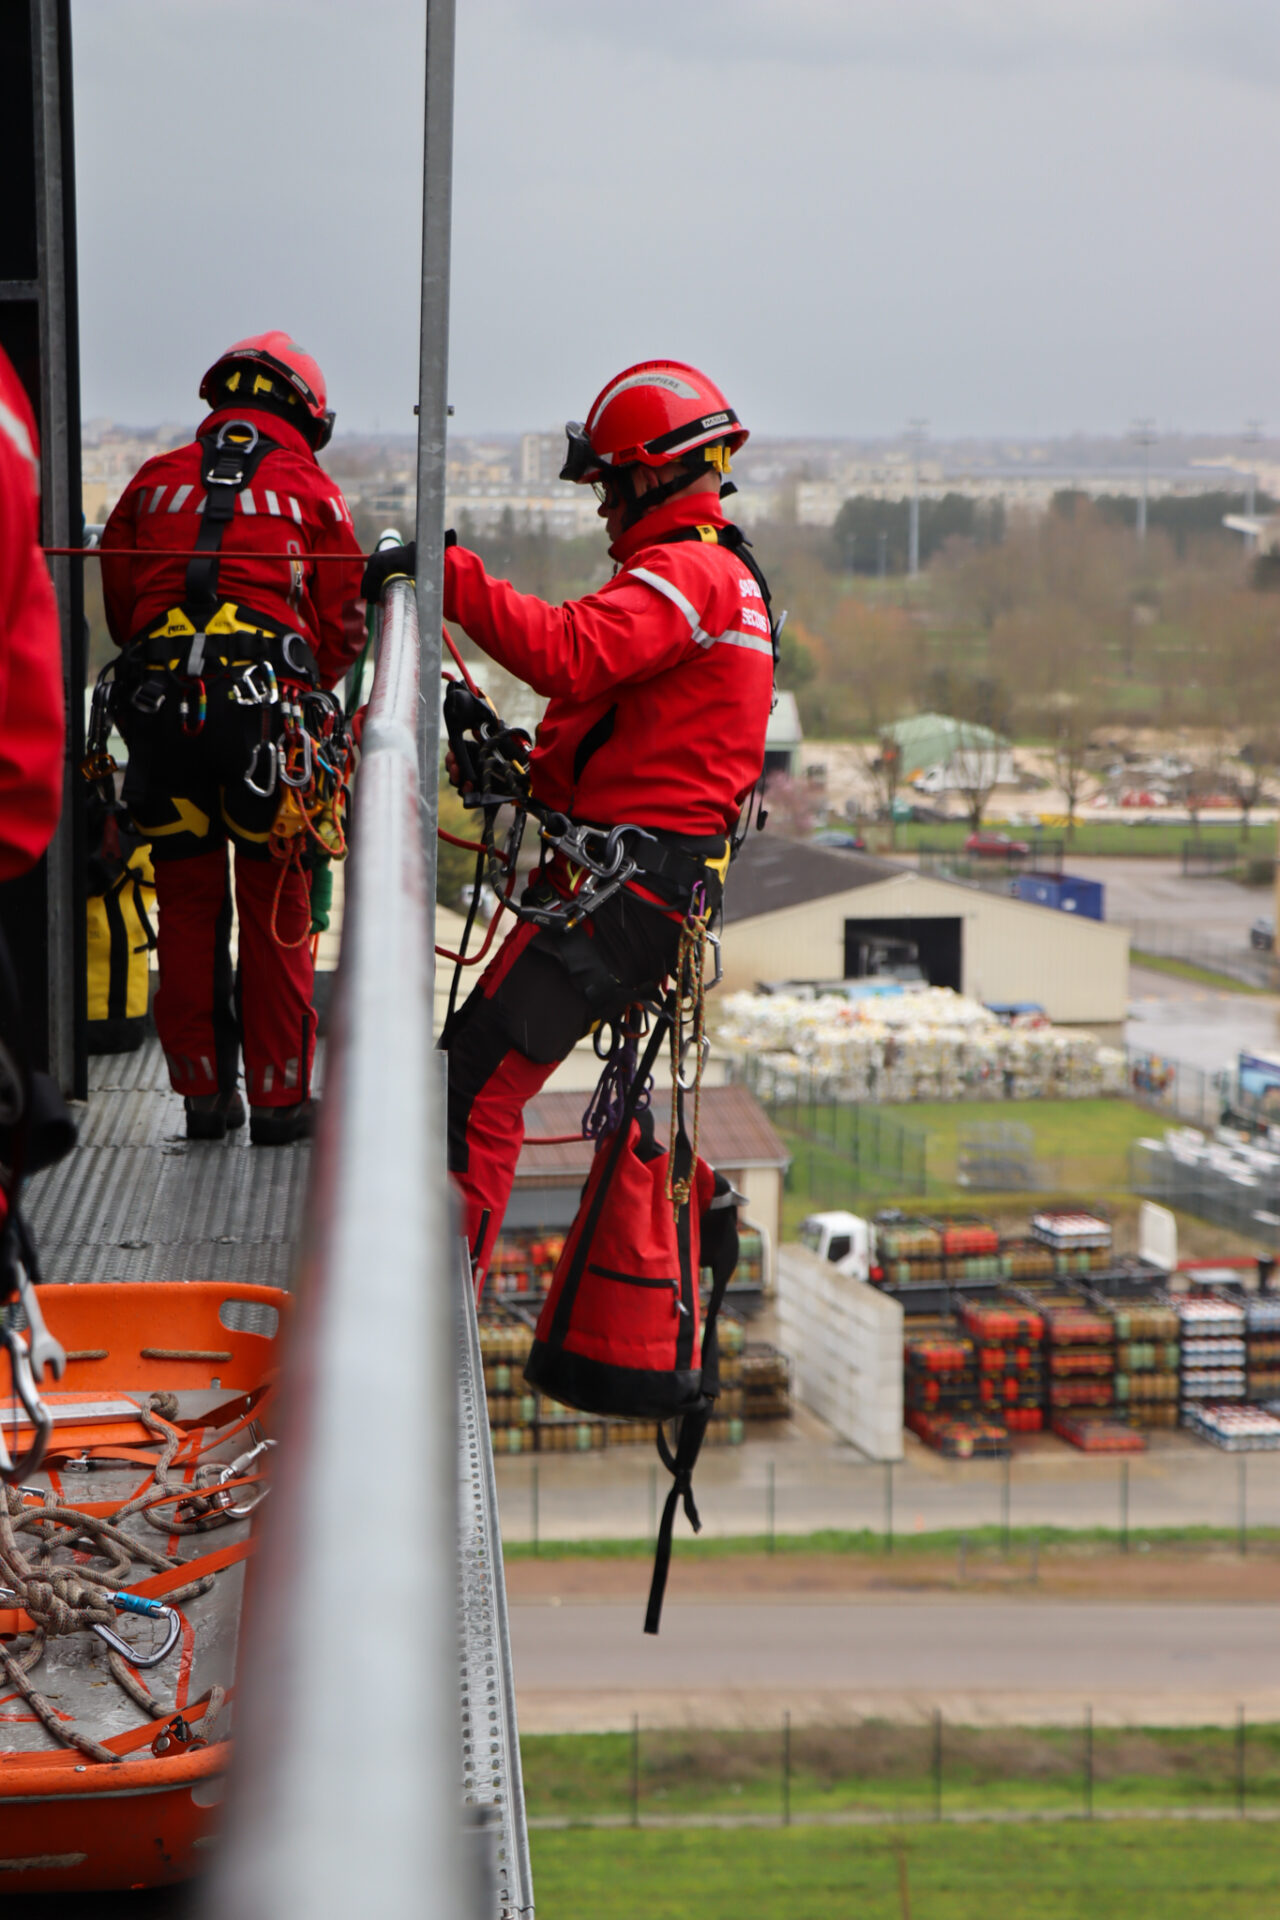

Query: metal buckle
130,678,167,715
281,633,312,677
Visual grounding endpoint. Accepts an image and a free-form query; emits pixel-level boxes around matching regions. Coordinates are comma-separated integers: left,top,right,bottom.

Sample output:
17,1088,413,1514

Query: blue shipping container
1009,872,1104,920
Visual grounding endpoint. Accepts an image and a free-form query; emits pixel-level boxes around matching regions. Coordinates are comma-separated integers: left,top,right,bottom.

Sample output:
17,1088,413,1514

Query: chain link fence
727,1054,930,1201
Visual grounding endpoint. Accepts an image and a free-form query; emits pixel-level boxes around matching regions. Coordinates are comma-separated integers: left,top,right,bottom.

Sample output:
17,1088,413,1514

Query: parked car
812,828,867,851
1250,917,1275,952
964,830,1031,858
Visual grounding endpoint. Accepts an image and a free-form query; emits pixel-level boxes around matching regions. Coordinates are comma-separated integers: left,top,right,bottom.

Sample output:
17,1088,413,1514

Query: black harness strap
182,419,280,661
648,520,779,671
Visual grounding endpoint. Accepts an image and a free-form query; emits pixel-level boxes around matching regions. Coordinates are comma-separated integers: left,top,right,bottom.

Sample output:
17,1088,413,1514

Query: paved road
511,1599,1280,1730
1126,965,1280,1075
1065,857,1265,941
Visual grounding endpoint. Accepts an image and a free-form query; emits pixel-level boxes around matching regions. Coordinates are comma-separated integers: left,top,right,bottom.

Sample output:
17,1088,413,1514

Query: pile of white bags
717,988,1126,1103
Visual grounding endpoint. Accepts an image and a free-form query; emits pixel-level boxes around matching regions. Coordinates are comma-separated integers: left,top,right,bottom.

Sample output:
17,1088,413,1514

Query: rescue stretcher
0,1280,285,1891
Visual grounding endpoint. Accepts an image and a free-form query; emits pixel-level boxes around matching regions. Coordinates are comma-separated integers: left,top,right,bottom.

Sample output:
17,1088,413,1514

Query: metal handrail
199,578,471,1917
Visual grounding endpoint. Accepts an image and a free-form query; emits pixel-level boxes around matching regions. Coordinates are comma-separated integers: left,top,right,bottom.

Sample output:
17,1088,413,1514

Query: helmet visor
559,421,606,485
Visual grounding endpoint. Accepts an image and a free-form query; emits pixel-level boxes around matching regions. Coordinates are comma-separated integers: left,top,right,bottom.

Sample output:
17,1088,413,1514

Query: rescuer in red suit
366,361,775,1287
101,333,365,1144
0,344,70,1231
0,346,65,888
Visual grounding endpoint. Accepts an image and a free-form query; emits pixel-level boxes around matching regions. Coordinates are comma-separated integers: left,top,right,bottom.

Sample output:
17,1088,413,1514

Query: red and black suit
100,406,364,1109
443,490,774,1284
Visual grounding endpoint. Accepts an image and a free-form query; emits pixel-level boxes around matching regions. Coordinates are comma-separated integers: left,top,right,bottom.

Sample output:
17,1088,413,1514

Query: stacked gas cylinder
1111,1299,1181,1429
1178,1295,1247,1415
477,1310,773,1453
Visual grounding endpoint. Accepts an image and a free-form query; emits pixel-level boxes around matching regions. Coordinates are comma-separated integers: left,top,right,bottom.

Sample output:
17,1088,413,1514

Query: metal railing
199,580,478,1915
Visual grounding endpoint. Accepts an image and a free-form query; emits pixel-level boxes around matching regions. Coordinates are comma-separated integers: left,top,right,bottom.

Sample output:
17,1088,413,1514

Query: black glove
360,541,416,602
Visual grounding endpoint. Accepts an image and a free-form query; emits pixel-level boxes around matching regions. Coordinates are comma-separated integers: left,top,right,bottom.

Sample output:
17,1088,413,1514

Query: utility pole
906,419,928,578
1244,419,1264,526
1130,418,1156,545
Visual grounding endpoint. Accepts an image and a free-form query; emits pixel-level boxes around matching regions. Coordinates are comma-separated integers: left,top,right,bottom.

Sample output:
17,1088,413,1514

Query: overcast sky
72,0,1280,440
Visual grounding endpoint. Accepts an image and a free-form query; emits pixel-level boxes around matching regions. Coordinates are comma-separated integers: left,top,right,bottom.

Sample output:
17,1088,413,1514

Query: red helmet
560,359,747,484
199,332,334,448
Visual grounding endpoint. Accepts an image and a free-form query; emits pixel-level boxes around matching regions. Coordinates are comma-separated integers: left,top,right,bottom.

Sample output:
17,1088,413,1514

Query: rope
667,909,708,1216
0,1392,266,1763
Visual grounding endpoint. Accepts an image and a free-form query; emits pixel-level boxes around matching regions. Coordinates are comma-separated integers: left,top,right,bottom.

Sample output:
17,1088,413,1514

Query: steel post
414,0,456,944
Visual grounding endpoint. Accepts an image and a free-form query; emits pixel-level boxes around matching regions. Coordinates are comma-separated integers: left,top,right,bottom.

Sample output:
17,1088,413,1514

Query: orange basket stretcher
0,1281,287,1893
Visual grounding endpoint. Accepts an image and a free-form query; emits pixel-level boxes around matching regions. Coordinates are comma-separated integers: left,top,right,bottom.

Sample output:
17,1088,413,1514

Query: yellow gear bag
86,849,156,1054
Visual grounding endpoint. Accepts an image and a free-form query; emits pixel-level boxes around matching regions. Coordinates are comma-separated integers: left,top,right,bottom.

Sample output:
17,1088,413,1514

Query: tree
1231,731,1280,839
1044,693,1101,840
951,722,1003,832
863,733,904,839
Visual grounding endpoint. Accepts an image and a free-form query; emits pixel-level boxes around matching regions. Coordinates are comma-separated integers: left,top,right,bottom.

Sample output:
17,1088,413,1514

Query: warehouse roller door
844,915,962,991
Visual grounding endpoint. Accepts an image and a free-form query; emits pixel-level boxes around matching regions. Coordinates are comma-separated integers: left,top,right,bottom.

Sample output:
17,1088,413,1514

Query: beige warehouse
719,838,1129,1025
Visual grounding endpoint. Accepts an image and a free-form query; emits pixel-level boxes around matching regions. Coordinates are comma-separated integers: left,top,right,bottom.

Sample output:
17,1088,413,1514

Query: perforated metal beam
457,1238,535,1916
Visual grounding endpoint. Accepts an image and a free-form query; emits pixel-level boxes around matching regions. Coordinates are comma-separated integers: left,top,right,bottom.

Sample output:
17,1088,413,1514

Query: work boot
249,1100,316,1147
184,1091,247,1141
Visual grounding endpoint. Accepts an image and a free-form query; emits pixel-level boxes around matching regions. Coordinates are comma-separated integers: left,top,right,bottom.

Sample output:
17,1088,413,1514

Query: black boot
185,1091,247,1141
249,1099,316,1147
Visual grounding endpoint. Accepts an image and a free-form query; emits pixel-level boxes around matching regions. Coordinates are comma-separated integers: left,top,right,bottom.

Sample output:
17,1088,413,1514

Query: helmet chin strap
616,460,708,531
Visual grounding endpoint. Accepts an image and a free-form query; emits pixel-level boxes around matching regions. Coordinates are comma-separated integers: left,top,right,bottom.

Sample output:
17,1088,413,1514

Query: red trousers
153,849,315,1107
445,893,681,1291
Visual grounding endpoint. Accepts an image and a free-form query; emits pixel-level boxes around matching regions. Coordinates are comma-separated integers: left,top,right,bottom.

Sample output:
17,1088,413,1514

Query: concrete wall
776,1244,903,1460
721,869,1129,1023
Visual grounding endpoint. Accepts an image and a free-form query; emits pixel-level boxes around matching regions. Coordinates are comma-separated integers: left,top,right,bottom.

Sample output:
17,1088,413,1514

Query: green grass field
877,820,1275,859
522,1724,1280,1826
1130,949,1273,994
777,1097,1156,1226
531,1822,1280,1919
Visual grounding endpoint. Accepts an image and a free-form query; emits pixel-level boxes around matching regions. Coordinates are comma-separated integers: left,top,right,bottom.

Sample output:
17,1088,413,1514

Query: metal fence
523,1709,1272,1830
727,1054,929,1200
1129,919,1277,990
1130,1138,1280,1251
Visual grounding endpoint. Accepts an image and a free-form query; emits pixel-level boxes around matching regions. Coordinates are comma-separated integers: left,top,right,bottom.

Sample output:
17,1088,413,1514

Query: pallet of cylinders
957,1297,1045,1435
1245,1292,1280,1404
1106,1295,1181,1430
1178,1294,1247,1422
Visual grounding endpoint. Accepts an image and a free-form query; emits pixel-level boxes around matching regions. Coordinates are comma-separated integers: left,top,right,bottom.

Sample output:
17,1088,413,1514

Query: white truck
798,1210,874,1280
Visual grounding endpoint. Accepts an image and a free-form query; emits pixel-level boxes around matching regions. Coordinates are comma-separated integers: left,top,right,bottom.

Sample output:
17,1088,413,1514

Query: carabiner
179,678,206,737
677,1031,712,1092
244,739,278,798
217,1435,275,1518
277,730,313,789
0,1322,53,1483
92,1591,182,1668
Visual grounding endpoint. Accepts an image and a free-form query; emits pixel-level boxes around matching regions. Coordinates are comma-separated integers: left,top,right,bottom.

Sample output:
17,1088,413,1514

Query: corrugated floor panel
25,1039,311,1291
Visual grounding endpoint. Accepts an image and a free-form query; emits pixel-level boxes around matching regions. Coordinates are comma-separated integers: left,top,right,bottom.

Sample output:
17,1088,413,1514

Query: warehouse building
720,837,1129,1025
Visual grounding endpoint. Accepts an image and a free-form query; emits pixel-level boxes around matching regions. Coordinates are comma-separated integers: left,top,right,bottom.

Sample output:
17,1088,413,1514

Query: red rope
434,892,510,967
438,827,489,853
441,624,481,695
44,545,363,562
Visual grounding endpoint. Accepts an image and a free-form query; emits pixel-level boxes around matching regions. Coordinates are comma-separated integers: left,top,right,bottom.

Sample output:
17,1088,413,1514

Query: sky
72,0,1280,440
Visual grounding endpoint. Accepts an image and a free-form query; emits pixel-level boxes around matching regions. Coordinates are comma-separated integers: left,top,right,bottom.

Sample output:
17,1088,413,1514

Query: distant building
518,431,566,489
764,690,803,779
883,712,1014,793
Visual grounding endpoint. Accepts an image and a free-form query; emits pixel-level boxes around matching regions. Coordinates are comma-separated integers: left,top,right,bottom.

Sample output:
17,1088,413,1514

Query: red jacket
444,492,773,838
0,348,64,884
101,406,365,689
